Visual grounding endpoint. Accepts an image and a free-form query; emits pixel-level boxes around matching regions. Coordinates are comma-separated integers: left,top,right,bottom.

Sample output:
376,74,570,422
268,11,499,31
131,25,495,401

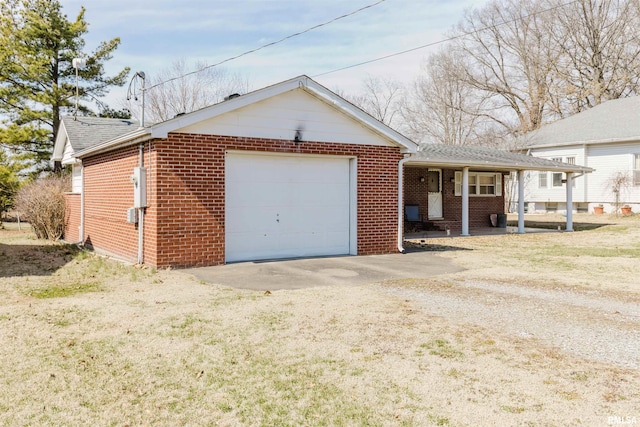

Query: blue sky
58,0,489,107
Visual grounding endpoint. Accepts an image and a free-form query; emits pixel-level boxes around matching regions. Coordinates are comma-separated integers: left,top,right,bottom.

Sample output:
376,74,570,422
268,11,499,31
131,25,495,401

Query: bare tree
549,0,640,114
128,59,250,123
406,0,640,147
401,49,493,145
340,75,405,129
452,0,563,134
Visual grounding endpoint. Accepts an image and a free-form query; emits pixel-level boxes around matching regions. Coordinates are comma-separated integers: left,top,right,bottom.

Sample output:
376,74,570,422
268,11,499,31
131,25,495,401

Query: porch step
425,220,461,232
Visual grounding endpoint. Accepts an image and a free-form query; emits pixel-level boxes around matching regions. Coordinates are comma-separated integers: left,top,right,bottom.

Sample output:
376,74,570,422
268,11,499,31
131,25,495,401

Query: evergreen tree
0,0,129,171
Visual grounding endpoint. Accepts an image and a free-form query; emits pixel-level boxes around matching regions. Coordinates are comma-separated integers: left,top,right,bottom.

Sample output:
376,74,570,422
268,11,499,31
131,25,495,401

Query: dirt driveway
381,279,640,370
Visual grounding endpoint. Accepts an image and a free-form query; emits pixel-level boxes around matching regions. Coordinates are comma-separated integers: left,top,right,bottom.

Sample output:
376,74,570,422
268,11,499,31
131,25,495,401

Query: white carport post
566,172,574,232
461,167,470,236
517,170,525,234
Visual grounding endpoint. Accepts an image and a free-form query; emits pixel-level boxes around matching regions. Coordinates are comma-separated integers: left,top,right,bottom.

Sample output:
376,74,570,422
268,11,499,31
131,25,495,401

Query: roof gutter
524,134,640,149
74,128,152,159
406,159,593,174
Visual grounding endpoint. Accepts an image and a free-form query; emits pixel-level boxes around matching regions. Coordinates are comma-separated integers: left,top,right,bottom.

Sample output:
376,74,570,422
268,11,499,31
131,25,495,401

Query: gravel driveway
381,280,640,370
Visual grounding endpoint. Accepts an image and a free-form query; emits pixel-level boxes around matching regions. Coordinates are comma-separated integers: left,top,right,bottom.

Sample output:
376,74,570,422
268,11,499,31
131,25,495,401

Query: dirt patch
1,217,639,425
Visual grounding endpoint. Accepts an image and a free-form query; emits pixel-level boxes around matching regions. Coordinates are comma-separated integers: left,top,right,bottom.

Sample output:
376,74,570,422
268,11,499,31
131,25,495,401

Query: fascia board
74,128,152,159
406,158,593,173
51,121,68,161
528,135,640,149
301,79,418,154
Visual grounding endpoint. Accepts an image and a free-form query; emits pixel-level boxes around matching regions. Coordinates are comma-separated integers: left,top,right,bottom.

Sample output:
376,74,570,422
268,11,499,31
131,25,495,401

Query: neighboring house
522,96,640,214
53,75,590,268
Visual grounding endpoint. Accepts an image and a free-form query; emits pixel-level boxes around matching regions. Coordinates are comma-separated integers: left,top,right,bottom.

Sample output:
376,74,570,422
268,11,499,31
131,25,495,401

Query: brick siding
404,167,505,231
82,145,155,264
63,193,81,243
80,134,403,268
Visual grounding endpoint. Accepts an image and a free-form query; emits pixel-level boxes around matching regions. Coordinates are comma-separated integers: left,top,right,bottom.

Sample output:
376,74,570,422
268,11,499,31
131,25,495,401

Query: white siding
526,140,640,212
525,145,586,204
587,142,640,204
177,90,394,147
71,164,82,194
61,137,76,165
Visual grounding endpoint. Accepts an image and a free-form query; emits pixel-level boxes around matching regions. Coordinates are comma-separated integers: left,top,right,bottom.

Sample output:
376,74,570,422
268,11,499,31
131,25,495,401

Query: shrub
14,175,70,240
0,155,22,218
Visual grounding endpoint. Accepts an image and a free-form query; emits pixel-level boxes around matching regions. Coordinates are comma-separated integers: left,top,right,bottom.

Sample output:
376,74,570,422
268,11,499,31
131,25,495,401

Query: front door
427,169,443,219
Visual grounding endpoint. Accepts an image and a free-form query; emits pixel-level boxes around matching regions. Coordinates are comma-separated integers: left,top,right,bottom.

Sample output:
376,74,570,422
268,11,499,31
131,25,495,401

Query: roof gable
175,87,397,148
150,75,417,153
52,116,139,163
524,96,640,148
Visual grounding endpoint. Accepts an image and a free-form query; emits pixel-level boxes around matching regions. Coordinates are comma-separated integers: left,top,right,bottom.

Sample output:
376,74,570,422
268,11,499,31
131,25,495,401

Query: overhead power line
147,0,386,91
313,0,579,78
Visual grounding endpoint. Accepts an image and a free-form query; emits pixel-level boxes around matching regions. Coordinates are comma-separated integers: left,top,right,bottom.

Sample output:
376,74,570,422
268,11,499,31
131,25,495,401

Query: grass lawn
1,215,639,426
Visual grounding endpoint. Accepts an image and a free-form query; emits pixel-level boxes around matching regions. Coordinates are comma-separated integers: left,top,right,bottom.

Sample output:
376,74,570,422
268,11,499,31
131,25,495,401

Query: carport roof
407,143,592,173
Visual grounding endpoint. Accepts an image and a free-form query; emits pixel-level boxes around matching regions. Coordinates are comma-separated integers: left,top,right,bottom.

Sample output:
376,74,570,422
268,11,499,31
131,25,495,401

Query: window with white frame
551,157,563,187
539,172,548,188
454,172,502,196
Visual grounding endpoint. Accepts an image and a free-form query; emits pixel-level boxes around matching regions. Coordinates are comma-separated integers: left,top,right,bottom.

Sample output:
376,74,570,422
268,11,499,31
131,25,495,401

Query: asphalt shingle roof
523,96,640,148
62,116,139,152
412,143,591,172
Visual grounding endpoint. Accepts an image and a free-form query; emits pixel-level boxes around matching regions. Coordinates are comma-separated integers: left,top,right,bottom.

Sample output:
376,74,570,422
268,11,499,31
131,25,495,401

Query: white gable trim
52,120,69,162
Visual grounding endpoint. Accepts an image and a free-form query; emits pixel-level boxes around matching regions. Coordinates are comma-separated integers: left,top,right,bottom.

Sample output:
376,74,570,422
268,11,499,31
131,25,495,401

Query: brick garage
77,134,403,268
60,76,417,268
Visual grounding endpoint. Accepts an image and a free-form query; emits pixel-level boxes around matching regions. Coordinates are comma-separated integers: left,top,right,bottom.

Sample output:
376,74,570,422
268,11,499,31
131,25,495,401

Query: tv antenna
127,71,146,127
72,58,86,119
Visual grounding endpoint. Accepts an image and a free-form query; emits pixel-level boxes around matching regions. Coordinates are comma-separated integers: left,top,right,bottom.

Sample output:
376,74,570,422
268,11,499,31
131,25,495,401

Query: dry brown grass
1,215,639,426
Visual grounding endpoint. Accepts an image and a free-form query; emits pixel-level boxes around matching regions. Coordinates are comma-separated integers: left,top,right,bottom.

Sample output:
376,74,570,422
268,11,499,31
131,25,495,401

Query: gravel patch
381,279,640,370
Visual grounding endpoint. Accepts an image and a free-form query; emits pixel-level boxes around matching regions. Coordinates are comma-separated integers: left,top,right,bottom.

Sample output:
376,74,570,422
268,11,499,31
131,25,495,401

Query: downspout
397,154,412,253
138,143,145,265
79,161,84,245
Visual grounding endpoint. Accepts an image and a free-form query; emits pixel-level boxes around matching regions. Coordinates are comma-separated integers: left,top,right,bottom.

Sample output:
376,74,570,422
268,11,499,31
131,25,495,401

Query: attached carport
400,144,593,244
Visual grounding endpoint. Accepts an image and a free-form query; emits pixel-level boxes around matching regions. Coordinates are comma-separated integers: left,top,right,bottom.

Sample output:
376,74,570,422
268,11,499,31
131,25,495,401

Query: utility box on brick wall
127,207,138,223
131,167,147,208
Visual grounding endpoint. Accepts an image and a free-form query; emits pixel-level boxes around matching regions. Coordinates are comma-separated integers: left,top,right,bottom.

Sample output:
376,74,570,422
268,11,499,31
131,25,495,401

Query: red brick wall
82,145,156,264
63,193,80,243
82,134,402,268
153,133,403,268
404,167,505,231
404,168,429,220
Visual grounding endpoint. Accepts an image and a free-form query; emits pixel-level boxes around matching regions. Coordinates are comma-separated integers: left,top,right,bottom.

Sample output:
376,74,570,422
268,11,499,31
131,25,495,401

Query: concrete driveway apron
187,252,464,291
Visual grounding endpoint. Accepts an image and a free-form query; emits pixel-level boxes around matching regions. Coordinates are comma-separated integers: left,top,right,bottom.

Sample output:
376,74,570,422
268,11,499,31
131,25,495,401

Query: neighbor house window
454,172,502,196
566,157,576,187
551,157,563,187
539,172,548,188
634,154,640,186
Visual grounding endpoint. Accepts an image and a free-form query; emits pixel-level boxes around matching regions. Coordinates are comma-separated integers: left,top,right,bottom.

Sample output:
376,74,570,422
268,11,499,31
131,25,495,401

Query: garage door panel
226,154,352,262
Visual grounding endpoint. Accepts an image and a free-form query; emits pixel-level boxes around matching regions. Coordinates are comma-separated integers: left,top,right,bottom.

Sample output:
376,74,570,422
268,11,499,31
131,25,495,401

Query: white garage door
225,153,352,262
